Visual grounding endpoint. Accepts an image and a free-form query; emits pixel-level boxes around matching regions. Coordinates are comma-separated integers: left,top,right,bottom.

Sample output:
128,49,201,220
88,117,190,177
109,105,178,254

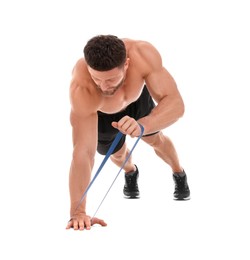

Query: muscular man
66,35,190,231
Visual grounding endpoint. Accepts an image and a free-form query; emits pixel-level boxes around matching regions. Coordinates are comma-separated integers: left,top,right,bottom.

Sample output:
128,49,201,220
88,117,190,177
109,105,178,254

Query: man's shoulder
125,39,161,76
125,39,160,65
70,60,100,114
72,58,87,74
124,38,154,52
70,58,91,86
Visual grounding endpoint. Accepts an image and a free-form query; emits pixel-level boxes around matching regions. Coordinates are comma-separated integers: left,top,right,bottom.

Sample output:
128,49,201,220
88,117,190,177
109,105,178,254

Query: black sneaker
123,165,140,198
173,170,190,200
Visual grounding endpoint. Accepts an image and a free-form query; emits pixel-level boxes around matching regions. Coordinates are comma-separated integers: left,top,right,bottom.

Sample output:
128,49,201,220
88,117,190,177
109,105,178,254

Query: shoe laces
174,176,187,191
125,174,138,189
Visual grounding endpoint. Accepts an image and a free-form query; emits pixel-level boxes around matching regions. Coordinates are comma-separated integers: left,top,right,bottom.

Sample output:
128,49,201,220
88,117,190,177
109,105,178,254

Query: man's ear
124,58,130,70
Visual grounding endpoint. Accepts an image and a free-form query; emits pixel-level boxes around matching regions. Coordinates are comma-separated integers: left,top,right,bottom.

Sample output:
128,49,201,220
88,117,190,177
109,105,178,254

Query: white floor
1,0,250,259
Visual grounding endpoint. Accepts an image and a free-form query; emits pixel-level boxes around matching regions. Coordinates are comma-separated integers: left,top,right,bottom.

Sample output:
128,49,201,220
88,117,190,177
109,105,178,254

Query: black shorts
97,85,157,155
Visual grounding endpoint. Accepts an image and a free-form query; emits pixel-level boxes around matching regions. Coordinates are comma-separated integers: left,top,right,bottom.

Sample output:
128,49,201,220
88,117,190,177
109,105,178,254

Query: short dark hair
83,35,127,71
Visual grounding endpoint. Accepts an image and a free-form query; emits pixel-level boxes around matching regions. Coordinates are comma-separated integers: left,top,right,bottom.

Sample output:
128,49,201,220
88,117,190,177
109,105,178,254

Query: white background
0,0,249,259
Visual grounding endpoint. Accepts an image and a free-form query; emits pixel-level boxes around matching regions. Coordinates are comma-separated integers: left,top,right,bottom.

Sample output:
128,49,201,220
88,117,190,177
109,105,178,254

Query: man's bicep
69,82,99,152
70,110,98,156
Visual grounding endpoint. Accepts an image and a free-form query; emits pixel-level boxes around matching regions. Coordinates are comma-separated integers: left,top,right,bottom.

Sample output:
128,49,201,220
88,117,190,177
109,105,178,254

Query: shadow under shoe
173,171,190,200
123,165,140,199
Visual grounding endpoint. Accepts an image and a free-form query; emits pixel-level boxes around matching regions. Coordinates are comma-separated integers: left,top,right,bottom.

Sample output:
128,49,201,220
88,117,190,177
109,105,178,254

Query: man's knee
142,131,163,147
111,142,127,160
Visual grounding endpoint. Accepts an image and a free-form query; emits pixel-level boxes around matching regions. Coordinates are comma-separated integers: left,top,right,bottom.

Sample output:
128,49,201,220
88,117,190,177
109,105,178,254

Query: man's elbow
180,102,185,118
177,97,185,118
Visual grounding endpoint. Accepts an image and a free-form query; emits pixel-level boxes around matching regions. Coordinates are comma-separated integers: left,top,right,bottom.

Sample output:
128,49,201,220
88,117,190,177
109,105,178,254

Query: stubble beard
97,77,125,96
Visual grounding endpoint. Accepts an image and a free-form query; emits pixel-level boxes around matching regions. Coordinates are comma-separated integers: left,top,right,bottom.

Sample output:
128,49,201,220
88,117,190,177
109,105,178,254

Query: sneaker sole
174,196,191,201
124,194,140,199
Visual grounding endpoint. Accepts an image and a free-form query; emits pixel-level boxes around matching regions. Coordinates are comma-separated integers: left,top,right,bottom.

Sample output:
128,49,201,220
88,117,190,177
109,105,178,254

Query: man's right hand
66,214,107,231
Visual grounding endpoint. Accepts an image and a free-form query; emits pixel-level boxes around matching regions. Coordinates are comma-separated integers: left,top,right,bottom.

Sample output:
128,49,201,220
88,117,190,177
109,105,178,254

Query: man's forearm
69,158,93,217
138,95,184,135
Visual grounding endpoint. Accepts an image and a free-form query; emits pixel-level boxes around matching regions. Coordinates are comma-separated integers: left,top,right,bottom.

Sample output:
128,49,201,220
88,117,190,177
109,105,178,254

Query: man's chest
99,78,145,114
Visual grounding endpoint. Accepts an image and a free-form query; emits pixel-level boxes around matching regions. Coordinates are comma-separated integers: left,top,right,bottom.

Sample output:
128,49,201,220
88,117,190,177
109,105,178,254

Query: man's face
87,60,129,96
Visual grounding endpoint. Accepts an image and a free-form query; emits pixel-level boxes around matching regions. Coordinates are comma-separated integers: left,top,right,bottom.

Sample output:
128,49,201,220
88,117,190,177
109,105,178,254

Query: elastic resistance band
91,124,144,219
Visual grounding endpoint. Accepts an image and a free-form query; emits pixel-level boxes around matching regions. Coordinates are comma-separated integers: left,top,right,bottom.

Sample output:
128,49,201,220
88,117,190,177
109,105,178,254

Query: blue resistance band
74,124,144,216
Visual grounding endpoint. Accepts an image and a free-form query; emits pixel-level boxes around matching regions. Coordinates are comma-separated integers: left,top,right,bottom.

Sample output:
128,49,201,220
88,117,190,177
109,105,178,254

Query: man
66,35,190,231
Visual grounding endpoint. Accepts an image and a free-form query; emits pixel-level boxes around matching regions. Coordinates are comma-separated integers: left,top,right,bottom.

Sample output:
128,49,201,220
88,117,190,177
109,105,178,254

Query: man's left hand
112,116,142,137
